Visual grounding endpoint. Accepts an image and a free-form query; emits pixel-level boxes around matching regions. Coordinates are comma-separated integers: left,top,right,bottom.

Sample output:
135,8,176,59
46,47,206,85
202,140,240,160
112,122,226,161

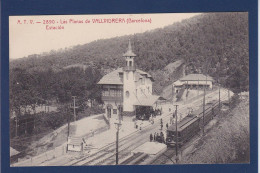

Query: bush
43,112,66,130
181,95,249,164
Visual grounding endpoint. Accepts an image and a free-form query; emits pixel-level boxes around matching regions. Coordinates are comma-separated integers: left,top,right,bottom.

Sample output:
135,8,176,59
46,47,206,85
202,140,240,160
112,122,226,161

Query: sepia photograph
9,12,249,166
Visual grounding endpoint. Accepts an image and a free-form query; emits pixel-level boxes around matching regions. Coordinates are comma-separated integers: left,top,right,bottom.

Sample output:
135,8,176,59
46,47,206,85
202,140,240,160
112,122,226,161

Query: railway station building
97,40,162,121
173,74,214,94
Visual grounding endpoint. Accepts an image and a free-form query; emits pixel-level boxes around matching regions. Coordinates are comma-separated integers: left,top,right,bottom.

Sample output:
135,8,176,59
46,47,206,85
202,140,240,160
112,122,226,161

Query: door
107,108,111,118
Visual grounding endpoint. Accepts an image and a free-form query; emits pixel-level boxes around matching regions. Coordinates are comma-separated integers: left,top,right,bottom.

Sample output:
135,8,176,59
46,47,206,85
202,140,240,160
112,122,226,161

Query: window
142,78,145,84
129,61,132,66
102,88,109,96
113,109,117,114
116,90,122,97
110,89,114,96
125,91,130,98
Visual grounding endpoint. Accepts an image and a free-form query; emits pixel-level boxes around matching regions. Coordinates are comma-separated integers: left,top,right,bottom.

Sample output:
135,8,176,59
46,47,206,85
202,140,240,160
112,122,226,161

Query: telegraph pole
174,105,179,163
202,73,208,135
217,60,221,111
114,122,122,165
172,84,174,103
197,78,200,96
218,83,221,111
67,106,70,137
72,96,76,122
228,89,230,109
15,113,18,137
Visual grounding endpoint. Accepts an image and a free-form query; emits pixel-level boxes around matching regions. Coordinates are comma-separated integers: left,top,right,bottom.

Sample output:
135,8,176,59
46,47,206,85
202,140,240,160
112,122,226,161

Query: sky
9,13,200,60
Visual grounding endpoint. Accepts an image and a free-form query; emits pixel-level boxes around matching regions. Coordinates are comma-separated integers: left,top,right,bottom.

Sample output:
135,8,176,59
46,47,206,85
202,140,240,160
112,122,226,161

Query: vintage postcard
9,12,249,166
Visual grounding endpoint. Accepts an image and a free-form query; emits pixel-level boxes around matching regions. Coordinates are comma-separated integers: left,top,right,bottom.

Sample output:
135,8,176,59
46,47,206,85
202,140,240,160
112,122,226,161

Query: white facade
123,71,153,112
98,40,154,118
122,41,153,112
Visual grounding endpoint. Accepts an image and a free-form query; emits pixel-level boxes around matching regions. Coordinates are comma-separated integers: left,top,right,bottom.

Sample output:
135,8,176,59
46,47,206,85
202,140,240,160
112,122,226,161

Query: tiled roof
97,68,124,85
123,39,136,57
135,73,143,81
173,80,184,86
123,50,136,57
180,74,213,81
98,68,154,85
136,69,154,81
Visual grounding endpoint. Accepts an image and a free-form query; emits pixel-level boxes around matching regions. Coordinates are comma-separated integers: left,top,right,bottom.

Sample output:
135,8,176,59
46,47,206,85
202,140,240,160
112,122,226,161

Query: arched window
125,91,130,98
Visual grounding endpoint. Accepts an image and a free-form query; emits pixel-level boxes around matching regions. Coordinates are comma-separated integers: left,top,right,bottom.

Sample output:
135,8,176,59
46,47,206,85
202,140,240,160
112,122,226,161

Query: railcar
166,101,221,148
166,114,200,147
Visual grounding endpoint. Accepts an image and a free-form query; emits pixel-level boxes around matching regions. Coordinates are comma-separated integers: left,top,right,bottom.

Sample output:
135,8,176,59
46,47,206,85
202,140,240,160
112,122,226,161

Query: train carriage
166,101,222,148
166,114,200,147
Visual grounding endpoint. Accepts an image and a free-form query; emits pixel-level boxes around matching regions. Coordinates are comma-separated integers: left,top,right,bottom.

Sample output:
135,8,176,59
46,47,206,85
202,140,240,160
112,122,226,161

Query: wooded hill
10,12,249,93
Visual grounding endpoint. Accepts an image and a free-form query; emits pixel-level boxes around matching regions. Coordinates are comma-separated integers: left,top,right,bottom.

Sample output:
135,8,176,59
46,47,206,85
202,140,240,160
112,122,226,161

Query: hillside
179,94,249,164
10,12,249,93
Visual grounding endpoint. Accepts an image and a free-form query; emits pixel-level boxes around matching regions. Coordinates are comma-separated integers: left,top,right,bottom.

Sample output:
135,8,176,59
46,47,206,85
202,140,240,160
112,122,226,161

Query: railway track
146,99,229,165
65,113,171,166
57,89,230,166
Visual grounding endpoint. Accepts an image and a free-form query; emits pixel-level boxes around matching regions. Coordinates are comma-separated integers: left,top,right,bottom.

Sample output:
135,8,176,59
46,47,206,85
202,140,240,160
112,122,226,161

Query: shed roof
68,137,83,146
134,95,165,106
180,74,213,81
10,147,20,157
173,80,184,86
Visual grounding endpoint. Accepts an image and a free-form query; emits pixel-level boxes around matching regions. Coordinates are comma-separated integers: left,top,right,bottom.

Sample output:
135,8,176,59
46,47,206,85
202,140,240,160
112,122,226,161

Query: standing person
166,123,168,129
161,123,163,130
161,132,165,144
154,132,156,142
160,132,164,143
156,133,159,142
150,134,153,142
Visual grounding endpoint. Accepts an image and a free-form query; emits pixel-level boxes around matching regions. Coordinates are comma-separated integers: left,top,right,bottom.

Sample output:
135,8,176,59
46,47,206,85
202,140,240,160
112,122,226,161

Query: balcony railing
102,95,123,101
123,66,136,71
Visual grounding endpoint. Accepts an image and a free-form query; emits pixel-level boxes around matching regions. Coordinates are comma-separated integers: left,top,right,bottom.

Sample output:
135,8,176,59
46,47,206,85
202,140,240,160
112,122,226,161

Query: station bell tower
123,40,137,113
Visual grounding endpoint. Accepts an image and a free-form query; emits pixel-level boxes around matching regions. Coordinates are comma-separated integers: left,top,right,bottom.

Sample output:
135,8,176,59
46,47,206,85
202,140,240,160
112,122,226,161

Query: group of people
150,131,165,144
134,120,143,130
151,107,162,118
159,118,169,130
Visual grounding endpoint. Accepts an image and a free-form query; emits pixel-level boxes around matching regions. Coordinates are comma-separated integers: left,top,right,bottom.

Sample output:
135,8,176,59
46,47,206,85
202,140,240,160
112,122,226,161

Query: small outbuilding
67,136,83,152
10,147,21,163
